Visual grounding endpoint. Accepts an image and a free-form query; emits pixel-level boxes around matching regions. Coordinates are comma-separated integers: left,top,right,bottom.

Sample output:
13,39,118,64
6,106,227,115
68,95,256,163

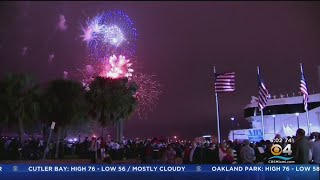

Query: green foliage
42,79,89,129
0,73,40,140
87,76,138,127
0,72,139,142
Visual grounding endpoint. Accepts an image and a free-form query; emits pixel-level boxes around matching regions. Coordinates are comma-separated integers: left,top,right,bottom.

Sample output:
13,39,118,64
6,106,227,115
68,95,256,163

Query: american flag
258,74,269,110
214,72,235,93
300,71,309,111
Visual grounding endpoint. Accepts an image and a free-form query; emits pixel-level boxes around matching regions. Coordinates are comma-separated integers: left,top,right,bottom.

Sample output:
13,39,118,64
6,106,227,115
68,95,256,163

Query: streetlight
231,117,235,141
295,113,300,129
272,115,276,135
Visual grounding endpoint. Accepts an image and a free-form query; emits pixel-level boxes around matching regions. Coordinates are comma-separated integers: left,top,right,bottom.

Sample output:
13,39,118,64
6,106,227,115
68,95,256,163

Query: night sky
0,2,320,140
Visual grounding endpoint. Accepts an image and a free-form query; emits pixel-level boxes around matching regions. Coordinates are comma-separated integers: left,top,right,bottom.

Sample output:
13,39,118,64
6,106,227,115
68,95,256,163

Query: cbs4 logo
271,144,292,156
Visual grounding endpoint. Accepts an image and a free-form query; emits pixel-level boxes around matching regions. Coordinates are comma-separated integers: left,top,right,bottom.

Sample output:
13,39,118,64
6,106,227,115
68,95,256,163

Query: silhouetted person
219,142,227,162
190,142,201,164
240,140,255,164
293,129,310,164
221,147,234,164
83,137,90,158
165,144,176,164
89,137,97,163
144,143,153,164
100,137,106,159
9,138,20,160
204,143,219,164
311,133,320,164
183,143,191,164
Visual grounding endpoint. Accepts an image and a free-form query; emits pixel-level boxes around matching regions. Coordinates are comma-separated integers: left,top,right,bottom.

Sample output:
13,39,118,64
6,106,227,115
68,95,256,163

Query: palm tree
42,79,89,158
0,73,40,142
87,76,138,142
0,78,18,137
0,80,9,137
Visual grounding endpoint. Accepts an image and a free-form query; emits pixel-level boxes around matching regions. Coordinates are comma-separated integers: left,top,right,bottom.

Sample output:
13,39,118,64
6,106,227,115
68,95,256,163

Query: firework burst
131,73,161,119
74,55,135,90
81,11,137,60
79,10,160,119
81,14,102,43
99,55,134,79
74,63,161,119
75,64,98,91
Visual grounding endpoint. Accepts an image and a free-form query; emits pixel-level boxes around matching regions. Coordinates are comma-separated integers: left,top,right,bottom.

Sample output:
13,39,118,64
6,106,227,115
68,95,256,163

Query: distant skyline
0,2,320,140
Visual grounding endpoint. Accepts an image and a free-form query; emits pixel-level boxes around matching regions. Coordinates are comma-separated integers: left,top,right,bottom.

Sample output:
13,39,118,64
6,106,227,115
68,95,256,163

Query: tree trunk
64,128,68,139
18,117,24,143
101,127,104,138
61,127,67,159
116,121,119,142
43,124,47,140
54,127,61,159
116,119,123,142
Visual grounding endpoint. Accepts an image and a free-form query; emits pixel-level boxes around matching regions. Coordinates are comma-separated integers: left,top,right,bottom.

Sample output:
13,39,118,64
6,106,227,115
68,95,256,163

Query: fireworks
48,53,55,62
81,11,137,60
57,14,67,31
102,25,125,47
75,64,97,91
81,14,102,44
21,46,28,56
131,73,161,119
99,55,133,79
79,10,160,119
81,27,93,42
85,64,95,75
76,55,134,84
74,62,161,118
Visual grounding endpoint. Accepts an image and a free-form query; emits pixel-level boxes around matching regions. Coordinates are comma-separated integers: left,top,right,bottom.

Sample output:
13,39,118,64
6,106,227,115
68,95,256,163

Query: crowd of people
0,128,319,164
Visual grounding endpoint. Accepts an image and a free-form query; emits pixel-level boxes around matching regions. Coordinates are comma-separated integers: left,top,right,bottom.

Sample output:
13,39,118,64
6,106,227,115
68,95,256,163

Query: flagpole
306,110,310,135
257,66,265,140
261,109,265,140
300,63,310,135
214,66,221,144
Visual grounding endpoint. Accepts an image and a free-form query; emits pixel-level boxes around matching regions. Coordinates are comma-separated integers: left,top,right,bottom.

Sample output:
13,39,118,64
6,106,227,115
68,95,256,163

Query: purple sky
0,2,320,140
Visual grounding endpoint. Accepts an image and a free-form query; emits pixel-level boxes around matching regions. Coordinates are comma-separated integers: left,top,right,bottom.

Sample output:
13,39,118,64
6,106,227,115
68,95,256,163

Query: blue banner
0,164,319,180
248,129,263,142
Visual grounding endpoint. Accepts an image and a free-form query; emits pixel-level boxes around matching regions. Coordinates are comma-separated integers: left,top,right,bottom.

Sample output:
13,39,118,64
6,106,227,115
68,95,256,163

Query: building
229,65,320,141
